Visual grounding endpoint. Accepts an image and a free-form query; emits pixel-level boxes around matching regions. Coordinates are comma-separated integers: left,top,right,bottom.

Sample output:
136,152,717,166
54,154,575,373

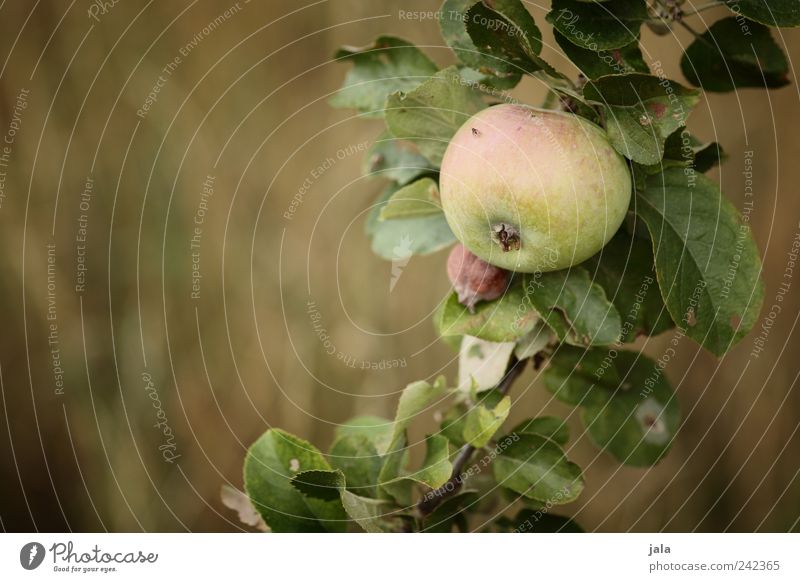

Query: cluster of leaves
240,374,589,532
234,0,796,532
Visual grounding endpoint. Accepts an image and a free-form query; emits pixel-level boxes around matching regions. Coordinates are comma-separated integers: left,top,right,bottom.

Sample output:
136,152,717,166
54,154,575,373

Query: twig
416,355,528,517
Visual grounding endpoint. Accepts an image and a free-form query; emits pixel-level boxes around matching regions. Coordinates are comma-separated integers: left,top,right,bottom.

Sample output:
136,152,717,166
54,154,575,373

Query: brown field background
0,0,799,532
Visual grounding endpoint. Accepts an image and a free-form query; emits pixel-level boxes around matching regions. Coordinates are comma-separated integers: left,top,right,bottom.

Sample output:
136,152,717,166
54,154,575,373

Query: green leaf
510,416,570,446
441,402,469,447
440,0,523,88
492,433,584,503
384,66,486,165
458,335,516,392
681,18,790,93
556,32,649,78
693,141,727,173
436,285,540,343
340,490,397,532
511,510,584,533
379,177,442,220
334,415,394,454
408,434,453,488
524,267,623,347
548,85,603,123
465,0,560,80
514,320,554,359
547,0,648,51
437,268,622,346
377,443,414,506
363,132,435,185
290,468,398,532
439,0,485,65
244,429,347,532
463,396,511,447
473,0,542,53
291,469,346,501
629,162,651,191
366,183,456,260
662,129,727,174
583,73,701,165
422,490,479,532
377,377,449,502
586,229,673,342
457,66,522,91
386,377,449,453
470,387,508,410
636,168,765,355
329,434,382,498
545,348,680,466
378,376,449,505
380,435,452,504
543,344,620,407
439,332,464,352
633,130,727,182
725,0,800,27
582,354,679,466
330,36,437,117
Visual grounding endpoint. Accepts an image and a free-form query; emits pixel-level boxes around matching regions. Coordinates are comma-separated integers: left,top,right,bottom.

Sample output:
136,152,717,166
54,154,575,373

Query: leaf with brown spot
544,348,680,466
636,168,764,356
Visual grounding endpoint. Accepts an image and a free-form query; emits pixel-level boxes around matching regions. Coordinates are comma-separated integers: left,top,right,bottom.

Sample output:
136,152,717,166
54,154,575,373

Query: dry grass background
0,0,798,532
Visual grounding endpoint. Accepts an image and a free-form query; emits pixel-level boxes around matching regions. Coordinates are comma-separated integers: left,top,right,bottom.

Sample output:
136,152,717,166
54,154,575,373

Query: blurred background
0,0,798,532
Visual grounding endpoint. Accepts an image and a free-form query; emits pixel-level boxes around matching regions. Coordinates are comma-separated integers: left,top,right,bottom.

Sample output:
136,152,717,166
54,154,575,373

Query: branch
416,354,529,517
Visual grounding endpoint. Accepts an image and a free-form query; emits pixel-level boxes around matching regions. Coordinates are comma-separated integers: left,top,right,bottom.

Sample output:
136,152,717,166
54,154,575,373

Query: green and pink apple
439,104,631,273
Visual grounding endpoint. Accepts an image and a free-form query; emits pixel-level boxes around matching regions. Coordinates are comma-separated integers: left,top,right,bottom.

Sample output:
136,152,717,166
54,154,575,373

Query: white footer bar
1,533,796,580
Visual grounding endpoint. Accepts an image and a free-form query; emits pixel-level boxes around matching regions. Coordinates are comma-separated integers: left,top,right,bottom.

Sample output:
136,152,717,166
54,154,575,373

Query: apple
439,104,631,273
446,243,510,312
